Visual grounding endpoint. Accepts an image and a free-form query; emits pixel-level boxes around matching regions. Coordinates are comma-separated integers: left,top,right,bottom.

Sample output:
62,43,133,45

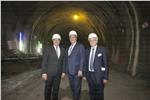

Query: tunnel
1,1,150,100
2,1,150,77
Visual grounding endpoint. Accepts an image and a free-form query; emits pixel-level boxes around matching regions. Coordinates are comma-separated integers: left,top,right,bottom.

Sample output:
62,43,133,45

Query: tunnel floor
2,69,150,100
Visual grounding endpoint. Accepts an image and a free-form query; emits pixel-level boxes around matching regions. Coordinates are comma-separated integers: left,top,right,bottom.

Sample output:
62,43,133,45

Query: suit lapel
59,47,63,59
93,46,99,64
66,47,69,56
87,49,90,60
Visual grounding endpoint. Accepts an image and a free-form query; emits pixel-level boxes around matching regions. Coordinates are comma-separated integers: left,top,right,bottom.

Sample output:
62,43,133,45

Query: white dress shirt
54,45,60,58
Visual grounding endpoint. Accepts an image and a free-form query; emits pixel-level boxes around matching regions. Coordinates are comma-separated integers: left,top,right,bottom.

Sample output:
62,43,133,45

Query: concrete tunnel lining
2,1,148,76
27,2,139,75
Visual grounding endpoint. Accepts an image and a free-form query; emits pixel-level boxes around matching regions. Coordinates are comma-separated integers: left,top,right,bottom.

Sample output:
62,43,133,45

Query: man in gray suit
42,34,65,100
62,30,85,100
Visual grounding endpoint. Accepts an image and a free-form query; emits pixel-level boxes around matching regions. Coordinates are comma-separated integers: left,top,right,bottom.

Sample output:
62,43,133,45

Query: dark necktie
89,48,95,71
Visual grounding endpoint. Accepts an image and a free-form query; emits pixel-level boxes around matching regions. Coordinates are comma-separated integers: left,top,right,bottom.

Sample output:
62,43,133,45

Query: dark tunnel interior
1,1,150,78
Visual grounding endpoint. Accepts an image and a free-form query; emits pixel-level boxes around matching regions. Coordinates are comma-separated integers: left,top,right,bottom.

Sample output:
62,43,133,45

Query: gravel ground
2,69,150,100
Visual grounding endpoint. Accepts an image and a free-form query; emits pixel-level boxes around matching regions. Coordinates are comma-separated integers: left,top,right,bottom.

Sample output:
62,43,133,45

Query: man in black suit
83,33,109,100
42,34,65,100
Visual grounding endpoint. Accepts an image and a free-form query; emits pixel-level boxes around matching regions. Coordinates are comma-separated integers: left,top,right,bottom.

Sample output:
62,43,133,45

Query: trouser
87,72,104,100
68,74,82,100
44,74,61,100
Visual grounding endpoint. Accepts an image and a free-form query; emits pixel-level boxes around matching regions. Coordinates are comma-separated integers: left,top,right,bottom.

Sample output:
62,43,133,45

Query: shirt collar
71,42,77,47
53,45,59,49
91,45,97,50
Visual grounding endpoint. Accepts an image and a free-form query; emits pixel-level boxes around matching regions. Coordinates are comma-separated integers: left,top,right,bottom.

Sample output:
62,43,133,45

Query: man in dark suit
62,30,85,100
83,33,109,100
42,34,65,100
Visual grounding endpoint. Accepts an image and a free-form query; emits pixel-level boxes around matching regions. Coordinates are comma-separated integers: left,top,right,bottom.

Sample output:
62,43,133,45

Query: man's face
89,38,98,47
53,39,60,46
69,35,77,44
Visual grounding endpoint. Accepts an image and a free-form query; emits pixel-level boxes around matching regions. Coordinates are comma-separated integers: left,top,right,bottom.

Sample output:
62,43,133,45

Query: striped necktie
68,45,73,56
89,48,95,71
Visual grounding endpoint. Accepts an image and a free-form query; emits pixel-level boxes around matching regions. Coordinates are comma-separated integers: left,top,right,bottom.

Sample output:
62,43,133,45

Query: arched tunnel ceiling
26,2,132,46
1,1,150,76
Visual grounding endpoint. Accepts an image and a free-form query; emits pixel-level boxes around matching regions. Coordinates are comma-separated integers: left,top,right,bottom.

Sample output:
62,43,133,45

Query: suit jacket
84,46,109,82
42,45,65,76
63,43,85,75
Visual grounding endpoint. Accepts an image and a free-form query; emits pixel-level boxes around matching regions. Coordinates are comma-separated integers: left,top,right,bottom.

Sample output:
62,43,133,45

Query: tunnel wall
1,1,150,77
133,2,150,77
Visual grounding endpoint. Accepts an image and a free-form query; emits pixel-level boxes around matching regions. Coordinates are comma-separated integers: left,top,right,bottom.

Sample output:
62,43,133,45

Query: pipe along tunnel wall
1,1,150,78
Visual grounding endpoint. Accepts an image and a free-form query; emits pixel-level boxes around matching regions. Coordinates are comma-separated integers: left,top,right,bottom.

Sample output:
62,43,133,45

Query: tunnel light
19,32,24,52
36,41,42,55
72,13,87,22
73,14,79,20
